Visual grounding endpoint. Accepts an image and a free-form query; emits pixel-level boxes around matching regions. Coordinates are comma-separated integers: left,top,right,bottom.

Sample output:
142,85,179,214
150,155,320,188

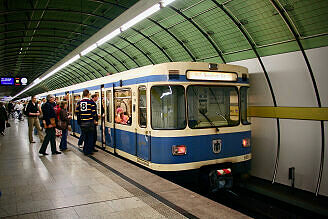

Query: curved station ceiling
1,0,327,98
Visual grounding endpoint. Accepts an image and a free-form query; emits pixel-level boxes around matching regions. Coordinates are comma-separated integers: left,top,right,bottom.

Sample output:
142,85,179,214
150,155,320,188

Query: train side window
73,94,81,116
106,90,112,123
240,87,250,125
138,86,147,128
114,89,132,125
69,94,73,114
94,92,100,115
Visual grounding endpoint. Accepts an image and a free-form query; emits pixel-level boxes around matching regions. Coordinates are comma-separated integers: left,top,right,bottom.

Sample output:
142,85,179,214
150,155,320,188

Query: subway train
38,62,251,191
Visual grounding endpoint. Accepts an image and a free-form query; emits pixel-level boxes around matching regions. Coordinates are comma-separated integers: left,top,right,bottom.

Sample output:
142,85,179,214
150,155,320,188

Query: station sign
0,77,27,86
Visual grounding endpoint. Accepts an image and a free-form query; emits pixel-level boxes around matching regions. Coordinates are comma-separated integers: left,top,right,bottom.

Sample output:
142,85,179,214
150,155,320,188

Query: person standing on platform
39,94,61,155
34,100,43,135
0,102,8,136
76,89,97,155
7,101,14,119
26,95,44,144
59,101,71,151
91,94,99,152
14,101,24,121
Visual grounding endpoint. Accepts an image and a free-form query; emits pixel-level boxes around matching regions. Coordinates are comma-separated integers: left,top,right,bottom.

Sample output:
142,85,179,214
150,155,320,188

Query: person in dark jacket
59,101,71,151
0,102,8,135
7,101,14,119
26,95,44,143
39,94,61,155
76,89,97,155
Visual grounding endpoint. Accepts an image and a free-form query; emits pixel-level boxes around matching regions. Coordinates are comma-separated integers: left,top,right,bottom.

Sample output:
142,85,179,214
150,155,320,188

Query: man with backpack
26,95,44,143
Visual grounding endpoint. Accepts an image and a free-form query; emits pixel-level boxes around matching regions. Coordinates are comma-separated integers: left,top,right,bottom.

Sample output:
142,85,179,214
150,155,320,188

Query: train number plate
212,139,222,154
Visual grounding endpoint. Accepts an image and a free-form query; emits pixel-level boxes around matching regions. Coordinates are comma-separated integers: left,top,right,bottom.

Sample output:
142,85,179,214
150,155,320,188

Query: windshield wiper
199,110,216,127
216,112,227,122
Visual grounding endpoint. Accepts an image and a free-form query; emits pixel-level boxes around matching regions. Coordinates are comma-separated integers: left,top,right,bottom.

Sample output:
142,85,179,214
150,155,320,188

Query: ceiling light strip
13,0,176,99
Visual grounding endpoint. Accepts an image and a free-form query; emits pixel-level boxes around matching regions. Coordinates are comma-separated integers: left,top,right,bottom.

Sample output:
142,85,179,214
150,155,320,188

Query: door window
106,90,112,123
114,89,132,125
138,86,147,127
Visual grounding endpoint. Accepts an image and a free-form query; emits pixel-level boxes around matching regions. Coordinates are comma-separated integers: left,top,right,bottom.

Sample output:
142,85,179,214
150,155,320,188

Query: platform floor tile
0,119,184,218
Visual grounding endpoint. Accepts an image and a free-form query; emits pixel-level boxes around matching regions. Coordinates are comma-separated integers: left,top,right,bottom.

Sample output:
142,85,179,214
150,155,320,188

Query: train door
104,87,114,151
100,85,105,149
90,89,102,147
72,93,81,135
69,92,74,135
136,86,150,161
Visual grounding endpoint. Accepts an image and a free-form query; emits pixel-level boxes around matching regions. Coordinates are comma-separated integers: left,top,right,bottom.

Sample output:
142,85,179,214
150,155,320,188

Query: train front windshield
151,85,245,130
187,86,239,128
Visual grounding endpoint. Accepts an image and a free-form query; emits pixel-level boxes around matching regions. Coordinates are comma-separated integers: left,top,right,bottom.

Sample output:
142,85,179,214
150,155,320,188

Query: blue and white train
38,62,251,190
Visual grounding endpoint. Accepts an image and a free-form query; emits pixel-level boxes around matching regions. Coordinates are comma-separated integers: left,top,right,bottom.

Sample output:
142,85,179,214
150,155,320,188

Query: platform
0,119,248,218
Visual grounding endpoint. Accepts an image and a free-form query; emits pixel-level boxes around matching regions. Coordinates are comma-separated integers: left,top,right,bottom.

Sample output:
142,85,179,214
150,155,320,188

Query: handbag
57,119,67,130
6,122,11,128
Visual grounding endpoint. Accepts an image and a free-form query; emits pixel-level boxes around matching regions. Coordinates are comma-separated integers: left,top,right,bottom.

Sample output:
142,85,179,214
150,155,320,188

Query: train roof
37,62,248,97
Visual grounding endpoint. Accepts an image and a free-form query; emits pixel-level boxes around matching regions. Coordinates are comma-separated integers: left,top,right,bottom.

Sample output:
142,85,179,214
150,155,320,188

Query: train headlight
242,138,250,147
172,145,187,155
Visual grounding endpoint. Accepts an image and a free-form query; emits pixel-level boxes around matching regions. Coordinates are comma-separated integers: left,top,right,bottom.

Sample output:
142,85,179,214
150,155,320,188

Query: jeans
59,129,68,150
82,129,94,155
78,132,85,145
39,128,56,153
93,125,97,149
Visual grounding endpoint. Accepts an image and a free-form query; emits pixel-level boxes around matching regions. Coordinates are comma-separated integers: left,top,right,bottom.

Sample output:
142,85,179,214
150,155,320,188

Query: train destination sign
186,71,238,81
0,77,28,86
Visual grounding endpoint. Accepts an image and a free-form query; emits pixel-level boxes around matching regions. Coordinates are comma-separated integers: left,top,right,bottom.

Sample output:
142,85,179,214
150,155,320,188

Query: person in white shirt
14,101,24,121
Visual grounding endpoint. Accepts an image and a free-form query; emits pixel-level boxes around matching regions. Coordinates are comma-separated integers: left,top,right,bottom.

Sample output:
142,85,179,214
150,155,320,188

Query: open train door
100,85,106,149
136,85,151,161
90,88,103,148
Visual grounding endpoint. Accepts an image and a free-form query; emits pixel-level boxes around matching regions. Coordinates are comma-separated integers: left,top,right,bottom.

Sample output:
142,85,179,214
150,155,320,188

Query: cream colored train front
38,62,251,191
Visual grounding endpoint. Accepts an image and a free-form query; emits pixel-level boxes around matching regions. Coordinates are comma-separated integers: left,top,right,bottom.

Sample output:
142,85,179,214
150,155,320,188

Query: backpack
57,110,68,130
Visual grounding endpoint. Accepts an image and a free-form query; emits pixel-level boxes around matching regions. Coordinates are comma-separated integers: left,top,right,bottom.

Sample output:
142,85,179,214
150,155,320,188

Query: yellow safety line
249,106,328,121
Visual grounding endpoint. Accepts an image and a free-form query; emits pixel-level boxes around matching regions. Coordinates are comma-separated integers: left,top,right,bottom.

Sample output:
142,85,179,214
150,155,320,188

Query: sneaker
39,152,48,155
78,145,83,149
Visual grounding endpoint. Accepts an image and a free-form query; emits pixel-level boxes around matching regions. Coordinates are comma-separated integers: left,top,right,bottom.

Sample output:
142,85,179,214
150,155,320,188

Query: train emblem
212,139,222,153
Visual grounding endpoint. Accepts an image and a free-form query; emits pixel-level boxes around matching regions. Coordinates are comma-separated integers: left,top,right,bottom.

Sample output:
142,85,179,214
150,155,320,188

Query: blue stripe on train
72,119,251,165
150,131,251,164
68,75,249,93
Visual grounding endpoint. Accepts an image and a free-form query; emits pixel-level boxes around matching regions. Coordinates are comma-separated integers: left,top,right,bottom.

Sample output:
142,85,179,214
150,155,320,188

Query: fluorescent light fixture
33,78,42,84
161,0,176,7
13,1,172,99
81,43,97,56
96,29,121,46
121,4,160,31
62,54,80,67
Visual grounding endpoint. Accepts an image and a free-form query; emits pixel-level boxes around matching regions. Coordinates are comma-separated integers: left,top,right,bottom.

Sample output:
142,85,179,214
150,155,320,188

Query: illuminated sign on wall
1,78,14,85
0,77,27,86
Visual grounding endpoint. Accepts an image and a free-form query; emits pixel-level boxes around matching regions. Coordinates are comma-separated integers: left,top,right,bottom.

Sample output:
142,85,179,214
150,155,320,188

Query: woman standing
0,102,8,135
59,101,71,151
